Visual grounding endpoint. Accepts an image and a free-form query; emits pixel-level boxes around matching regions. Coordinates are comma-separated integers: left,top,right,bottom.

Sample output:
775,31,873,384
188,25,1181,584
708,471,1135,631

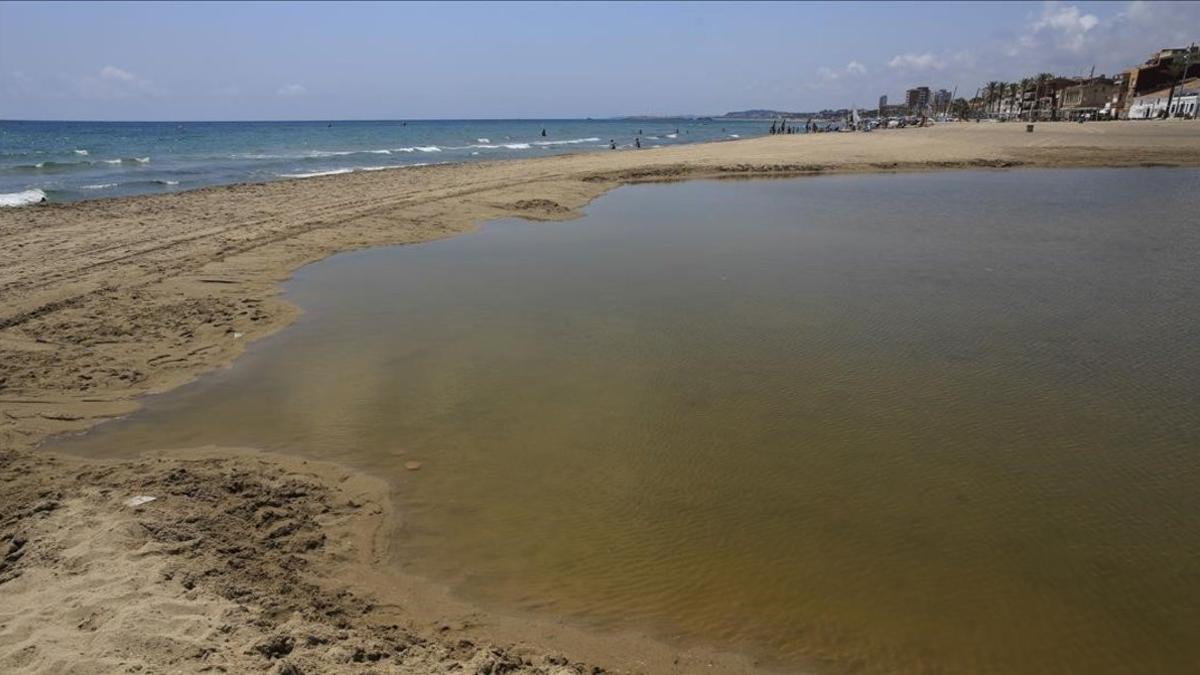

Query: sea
0,118,766,205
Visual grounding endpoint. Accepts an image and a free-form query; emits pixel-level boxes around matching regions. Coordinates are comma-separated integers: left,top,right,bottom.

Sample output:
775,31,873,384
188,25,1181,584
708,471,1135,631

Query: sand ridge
2,121,1200,673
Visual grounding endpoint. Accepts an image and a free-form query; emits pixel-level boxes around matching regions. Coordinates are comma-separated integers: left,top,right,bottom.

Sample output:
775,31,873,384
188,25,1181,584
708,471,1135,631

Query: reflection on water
53,169,1200,674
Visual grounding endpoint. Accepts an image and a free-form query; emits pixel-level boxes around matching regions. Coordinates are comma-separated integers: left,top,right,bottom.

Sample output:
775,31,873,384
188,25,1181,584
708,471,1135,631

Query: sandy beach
3,121,1200,674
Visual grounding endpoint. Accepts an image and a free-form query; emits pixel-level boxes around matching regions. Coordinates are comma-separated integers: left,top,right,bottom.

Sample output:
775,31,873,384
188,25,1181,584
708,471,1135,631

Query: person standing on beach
635,137,641,148
609,139,616,149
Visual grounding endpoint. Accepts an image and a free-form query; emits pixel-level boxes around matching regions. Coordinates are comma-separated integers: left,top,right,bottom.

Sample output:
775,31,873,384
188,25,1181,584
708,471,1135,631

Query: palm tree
1019,78,1034,120
985,81,1000,115
1035,72,1054,120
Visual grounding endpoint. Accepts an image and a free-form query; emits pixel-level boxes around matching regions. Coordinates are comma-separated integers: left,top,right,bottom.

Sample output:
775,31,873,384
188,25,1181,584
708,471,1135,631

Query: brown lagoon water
53,169,1200,674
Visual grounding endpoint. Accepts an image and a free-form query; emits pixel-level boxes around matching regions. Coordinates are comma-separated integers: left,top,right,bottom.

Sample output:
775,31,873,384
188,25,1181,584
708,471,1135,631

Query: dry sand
2,121,1199,674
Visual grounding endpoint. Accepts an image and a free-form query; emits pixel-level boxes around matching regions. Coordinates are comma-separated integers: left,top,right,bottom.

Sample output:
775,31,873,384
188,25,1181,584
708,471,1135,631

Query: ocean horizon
0,118,769,205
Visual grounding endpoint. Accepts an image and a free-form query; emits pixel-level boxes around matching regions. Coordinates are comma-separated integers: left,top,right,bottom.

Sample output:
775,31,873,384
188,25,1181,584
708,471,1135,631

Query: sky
1,0,1197,120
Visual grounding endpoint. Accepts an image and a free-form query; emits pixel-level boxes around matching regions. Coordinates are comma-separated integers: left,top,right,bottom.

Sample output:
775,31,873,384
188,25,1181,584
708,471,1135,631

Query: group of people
769,120,798,134
608,127,680,150
769,119,822,134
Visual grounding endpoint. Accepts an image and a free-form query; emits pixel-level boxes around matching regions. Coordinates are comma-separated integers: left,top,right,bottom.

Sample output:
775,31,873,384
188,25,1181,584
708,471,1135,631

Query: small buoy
404,461,422,471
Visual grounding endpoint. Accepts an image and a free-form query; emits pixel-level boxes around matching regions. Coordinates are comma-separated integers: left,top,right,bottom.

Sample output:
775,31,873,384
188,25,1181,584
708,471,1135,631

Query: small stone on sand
404,461,422,471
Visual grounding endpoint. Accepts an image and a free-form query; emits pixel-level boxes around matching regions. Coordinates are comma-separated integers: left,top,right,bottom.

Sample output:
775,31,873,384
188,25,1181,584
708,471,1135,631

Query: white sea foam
665,133,678,138
280,163,434,179
532,137,601,146
728,134,740,138
0,189,46,206
452,141,537,150
415,146,441,152
103,159,122,164
476,138,490,143
134,157,150,163
81,183,117,190
280,168,355,178
155,179,180,185
74,149,89,156
239,149,400,160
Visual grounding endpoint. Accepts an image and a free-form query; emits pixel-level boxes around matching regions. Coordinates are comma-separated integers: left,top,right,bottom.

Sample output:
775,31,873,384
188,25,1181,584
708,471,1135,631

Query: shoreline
4,121,1200,673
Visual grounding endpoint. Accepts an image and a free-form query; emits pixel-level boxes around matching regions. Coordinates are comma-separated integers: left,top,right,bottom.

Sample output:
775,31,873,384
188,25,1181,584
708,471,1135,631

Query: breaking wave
0,188,47,207
279,168,356,178
7,159,90,171
279,164,429,179
532,137,601,146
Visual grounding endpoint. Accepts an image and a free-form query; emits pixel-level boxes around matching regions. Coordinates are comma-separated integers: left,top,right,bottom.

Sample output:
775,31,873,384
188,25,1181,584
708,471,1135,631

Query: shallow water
53,169,1200,674
0,118,763,203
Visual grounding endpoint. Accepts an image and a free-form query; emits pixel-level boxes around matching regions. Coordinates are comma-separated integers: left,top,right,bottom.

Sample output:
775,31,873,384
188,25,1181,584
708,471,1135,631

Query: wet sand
3,121,1200,673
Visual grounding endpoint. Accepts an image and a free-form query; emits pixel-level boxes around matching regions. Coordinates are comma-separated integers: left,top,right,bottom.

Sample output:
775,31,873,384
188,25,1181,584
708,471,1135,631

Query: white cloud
76,66,161,99
998,1,1200,78
99,65,136,82
277,83,307,96
817,60,869,81
1029,2,1100,52
888,53,946,71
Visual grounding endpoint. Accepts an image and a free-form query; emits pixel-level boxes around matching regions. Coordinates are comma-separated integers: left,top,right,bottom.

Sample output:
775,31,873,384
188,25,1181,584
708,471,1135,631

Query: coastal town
965,44,1199,121
729,43,1198,129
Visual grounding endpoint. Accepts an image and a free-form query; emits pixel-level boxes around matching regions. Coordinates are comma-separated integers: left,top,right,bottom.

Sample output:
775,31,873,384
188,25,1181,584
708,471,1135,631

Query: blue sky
1,1,1196,120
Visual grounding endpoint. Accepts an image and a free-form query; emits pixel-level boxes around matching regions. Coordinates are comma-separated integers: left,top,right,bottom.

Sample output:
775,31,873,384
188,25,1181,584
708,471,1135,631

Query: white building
1128,79,1199,119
